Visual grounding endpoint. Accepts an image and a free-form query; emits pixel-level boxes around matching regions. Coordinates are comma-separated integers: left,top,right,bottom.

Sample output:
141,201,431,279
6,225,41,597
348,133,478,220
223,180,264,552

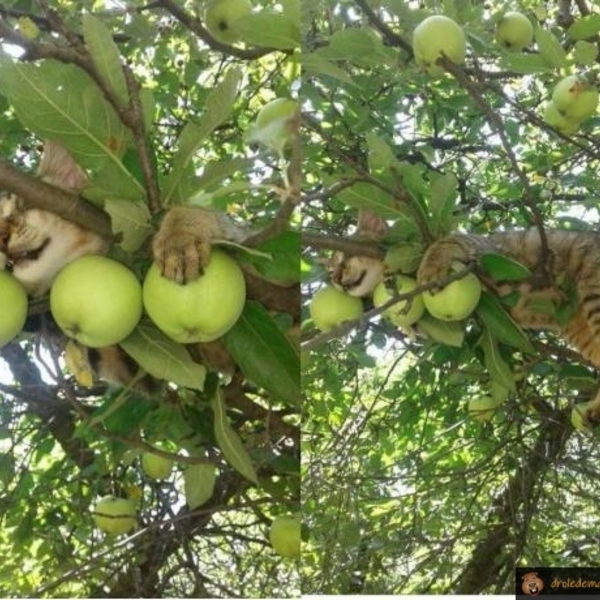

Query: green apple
309,285,363,332
495,11,533,51
468,395,500,422
143,249,245,343
269,515,301,559
542,101,580,135
252,98,299,153
552,75,599,121
372,276,424,327
50,255,143,348
204,0,252,45
413,15,466,76
423,271,481,321
142,451,173,480
92,495,136,535
0,271,28,347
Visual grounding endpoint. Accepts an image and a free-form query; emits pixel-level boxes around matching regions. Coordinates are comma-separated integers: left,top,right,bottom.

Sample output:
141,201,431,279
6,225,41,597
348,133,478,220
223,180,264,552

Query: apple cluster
310,270,482,333
0,248,247,368
53,249,246,347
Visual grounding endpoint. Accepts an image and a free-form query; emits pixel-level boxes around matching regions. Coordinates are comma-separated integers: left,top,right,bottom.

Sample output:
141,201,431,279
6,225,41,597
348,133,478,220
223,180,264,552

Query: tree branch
303,232,385,258
0,158,113,240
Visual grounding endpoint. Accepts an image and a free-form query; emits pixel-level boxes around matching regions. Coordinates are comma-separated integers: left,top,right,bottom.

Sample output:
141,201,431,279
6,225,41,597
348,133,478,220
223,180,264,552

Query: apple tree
0,0,300,597
303,0,600,594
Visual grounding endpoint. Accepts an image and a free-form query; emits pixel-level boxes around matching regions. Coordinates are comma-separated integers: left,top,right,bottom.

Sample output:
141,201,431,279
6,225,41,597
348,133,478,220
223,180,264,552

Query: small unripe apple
373,276,424,327
495,11,533,52
542,101,581,135
412,15,466,76
50,255,143,348
142,451,174,480
252,98,299,153
552,75,599,121
143,249,246,343
423,272,481,321
92,495,136,535
269,515,301,559
0,271,28,347
468,395,499,422
309,285,363,332
204,0,252,45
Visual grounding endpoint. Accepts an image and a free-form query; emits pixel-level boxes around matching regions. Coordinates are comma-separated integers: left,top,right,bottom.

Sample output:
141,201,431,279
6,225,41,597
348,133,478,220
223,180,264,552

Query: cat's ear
38,140,88,193
357,208,388,240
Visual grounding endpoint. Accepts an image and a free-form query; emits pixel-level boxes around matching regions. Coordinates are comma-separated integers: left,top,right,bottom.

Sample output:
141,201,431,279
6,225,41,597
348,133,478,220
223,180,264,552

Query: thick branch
303,232,385,259
453,411,570,593
0,158,113,240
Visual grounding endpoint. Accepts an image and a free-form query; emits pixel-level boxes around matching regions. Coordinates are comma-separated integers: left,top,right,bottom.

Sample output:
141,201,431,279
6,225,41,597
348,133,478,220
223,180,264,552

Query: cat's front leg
417,233,491,289
152,206,246,283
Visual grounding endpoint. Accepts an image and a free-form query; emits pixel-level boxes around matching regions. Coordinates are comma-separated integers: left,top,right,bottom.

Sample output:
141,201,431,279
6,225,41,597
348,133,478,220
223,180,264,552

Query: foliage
0,0,299,597
303,0,600,594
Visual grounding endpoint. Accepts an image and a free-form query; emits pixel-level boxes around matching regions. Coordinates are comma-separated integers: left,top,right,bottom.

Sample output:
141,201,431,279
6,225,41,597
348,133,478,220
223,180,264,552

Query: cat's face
0,195,105,297
328,250,385,297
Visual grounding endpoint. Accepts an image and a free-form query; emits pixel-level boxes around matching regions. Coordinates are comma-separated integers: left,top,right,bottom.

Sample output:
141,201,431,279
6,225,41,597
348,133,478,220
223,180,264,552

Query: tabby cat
329,210,600,424
0,140,247,385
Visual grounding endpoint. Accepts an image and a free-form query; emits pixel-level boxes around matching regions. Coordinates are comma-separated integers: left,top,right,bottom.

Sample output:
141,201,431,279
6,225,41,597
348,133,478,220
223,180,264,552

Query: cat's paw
417,236,477,290
152,228,211,284
416,246,454,290
152,206,245,284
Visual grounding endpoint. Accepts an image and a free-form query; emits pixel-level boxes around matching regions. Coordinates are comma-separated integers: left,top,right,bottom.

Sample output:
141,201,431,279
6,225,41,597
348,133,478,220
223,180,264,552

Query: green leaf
194,158,252,193
480,252,532,281
535,27,568,68
384,240,424,273
211,390,258,484
476,292,534,353
184,463,217,509
428,172,458,234
366,132,396,173
573,40,599,66
90,393,156,435
301,52,357,85
120,321,206,390
83,14,128,104
103,198,152,252
0,58,141,193
500,53,553,74
479,328,516,392
164,67,242,203
242,230,301,282
223,301,300,406
232,13,300,50
568,14,600,40
418,314,465,347
338,181,404,220
316,28,395,67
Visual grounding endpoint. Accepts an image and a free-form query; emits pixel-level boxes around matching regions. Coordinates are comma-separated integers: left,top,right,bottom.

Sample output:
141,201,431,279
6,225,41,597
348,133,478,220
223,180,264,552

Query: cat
328,211,600,424
416,229,600,408
0,140,258,387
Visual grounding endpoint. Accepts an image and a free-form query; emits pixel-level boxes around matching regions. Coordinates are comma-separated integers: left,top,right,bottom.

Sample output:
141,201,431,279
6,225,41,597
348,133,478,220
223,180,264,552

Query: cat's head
327,208,387,297
0,141,105,296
